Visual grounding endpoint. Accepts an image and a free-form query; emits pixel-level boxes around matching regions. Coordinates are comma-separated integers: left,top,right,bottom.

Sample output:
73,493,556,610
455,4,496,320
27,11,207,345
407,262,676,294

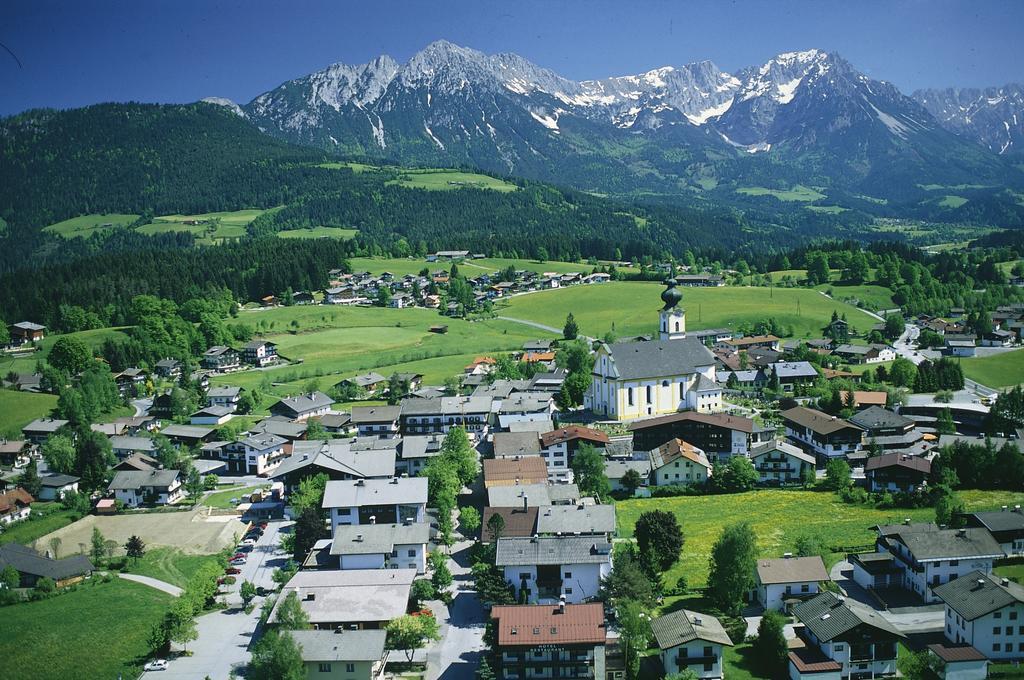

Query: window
704,646,712,657
519,573,530,580
345,664,355,673
337,508,351,516
662,380,669,388
1011,611,1018,620
995,612,1003,619
704,662,713,672
995,627,1002,635
834,644,844,652
801,584,810,593
408,549,416,557
646,385,652,403
564,572,572,578
949,560,959,566
994,643,1001,652
318,663,332,672
565,587,573,594
628,388,634,406
679,382,685,399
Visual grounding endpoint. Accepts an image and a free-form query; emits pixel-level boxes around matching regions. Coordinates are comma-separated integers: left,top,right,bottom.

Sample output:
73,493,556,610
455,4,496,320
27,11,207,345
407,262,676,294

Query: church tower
658,279,686,341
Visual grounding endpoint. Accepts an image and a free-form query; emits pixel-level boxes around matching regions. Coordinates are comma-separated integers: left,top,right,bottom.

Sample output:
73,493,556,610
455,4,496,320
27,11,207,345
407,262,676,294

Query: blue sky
2,0,1022,115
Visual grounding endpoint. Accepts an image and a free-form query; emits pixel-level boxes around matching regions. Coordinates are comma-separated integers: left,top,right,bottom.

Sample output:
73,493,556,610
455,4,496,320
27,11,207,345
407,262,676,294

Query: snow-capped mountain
236,40,1017,196
913,84,1024,155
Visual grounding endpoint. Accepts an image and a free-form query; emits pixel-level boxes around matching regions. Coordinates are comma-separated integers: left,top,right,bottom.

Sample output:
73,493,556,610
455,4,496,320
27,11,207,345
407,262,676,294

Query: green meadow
961,348,1024,389
43,213,140,238
500,281,878,339
138,208,277,242
616,489,1024,588
736,185,826,202
347,256,605,277
0,390,59,439
276,226,359,240
387,169,519,192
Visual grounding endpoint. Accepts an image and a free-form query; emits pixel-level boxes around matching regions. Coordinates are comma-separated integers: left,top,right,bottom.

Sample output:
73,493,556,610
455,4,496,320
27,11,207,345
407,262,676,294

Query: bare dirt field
32,506,247,556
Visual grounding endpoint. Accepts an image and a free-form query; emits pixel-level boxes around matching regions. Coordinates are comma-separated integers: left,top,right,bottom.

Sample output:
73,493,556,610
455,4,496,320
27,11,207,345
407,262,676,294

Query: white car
144,659,169,671
240,538,257,546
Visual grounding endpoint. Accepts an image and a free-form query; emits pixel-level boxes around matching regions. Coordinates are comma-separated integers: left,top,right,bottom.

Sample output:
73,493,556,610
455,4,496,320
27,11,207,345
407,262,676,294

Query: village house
496,535,613,604
242,340,278,367
271,440,397,496
487,483,582,508
649,438,712,487
789,591,903,680
394,433,444,476
497,392,556,428
605,459,654,492
156,424,215,448
335,372,388,394
538,426,609,473
350,405,402,438
206,385,242,411
285,629,388,680
37,474,80,501
190,405,233,425
0,489,33,524
109,435,159,459
535,504,616,540
630,411,773,460
749,440,816,485
832,344,897,365
489,603,609,680
753,555,829,611
0,439,29,468
0,543,93,588
154,358,182,379
7,321,46,346
849,406,929,456
780,407,864,462
945,334,979,357
483,456,549,488
21,418,70,445
107,469,183,507
268,391,334,421
934,571,1024,663
839,390,888,408
223,433,289,476
966,507,1024,557
113,452,160,472
864,454,931,494
113,367,147,395
651,609,733,679
201,345,240,372
271,569,416,630
325,520,431,574
400,395,493,436
772,361,821,392
323,477,428,529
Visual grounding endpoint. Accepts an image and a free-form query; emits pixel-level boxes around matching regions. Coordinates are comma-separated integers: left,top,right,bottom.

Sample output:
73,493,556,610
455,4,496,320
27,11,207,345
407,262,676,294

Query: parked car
229,557,247,566
240,538,257,547
143,659,168,671
225,567,241,575
256,586,270,596
236,544,254,553
258,521,268,529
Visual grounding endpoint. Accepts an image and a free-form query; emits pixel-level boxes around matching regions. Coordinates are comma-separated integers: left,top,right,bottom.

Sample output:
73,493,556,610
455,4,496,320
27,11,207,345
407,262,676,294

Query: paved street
426,540,488,680
139,519,292,679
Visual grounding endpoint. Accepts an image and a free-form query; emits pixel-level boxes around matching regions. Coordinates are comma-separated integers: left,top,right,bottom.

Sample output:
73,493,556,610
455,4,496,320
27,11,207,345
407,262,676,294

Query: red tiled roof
927,643,987,662
788,646,843,673
840,390,887,407
481,507,539,539
491,603,607,647
0,488,33,514
540,426,610,448
865,453,931,474
522,352,556,363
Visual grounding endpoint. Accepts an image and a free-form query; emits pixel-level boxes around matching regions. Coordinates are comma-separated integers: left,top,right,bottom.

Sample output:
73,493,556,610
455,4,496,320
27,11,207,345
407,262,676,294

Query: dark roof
781,407,863,436
650,609,732,649
482,506,540,539
603,338,716,381
864,453,931,474
495,536,612,566
491,603,607,647
628,410,761,434
350,405,402,424
39,474,79,488
108,469,180,491
792,592,902,643
927,643,987,663
933,570,1024,621
970,509,1024,533
270,391,333,415
849,406,913,431
287,629,386,663
0,543,93,580
888,527,1003,561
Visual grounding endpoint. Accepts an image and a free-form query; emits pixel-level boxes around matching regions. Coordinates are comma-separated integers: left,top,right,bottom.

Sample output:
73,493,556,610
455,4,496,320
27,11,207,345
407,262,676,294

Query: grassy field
202,485,264,509
994,562,1024,584
0,578,171,680
138,208,275,243
211,304,548,400
123,547,225,588
805,205,847,214
736,185,826,202
818,284,896,311
388,169,519,192
616,489,1024,588
0,390,58,439
961,348,1024,388
43,213,140,238
347,256,603,277
0,503,79,546
276,226,358,240
501,282,878,339
938,195,969,209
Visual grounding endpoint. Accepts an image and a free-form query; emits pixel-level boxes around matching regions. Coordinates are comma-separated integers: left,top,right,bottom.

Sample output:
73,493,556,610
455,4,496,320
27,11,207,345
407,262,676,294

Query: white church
585,281,723,421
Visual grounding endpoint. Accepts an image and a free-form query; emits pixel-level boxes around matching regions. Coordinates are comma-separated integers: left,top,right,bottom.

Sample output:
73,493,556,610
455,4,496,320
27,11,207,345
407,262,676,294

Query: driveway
139,519,292,679
118,573,183,597
426,540,488,680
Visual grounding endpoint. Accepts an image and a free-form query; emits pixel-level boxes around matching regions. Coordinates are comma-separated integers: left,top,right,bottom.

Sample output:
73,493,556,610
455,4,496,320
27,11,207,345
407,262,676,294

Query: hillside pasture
500,282,879,339
616,489,1024,588
388,169,519,192
0,390,58,439
43,213,140,239
347,256,604,277
736,185,826,202
276,226,358,240
138,208,276,242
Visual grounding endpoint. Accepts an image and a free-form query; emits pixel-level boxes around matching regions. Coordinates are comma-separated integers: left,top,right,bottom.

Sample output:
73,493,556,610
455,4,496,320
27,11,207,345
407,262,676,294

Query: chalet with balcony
780,407,864,462
629,411,773,461
649,438,712,487
754,555,829,611
201,345,240,372
849,407,928,457
749,440,816,486
322,477,428,529
934,571,1024,663
496,535,612,604
864,453,931,494
651,609,733,679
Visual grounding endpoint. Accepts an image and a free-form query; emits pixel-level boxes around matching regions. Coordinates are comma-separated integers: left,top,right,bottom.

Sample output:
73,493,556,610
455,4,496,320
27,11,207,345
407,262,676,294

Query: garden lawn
0,578,171,680
502,282,878,339
202,485,264,509
961,348,1024,388
123,547,225,588
0,390,58,439
723,644,772,679
995,562,1024,584
0,503,80,545
43,213,140,238
615,489,1024,588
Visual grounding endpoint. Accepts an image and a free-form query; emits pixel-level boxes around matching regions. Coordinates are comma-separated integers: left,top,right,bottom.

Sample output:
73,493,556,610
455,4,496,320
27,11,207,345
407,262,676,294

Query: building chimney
783,552,793,559
693,615,702,626
1002,578,1011,587
558,595,566,614
369,515,376,525
355,533,363,542
523,495,529,511
391,477,399,484
956,528,967,537
1003,505,1009,512
355,479,365,486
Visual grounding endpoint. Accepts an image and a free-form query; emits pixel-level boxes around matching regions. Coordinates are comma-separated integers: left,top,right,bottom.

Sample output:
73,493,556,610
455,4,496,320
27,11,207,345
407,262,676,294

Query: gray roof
271,441,396,480
238,433,288,450
160,424,214,440
755,556,828,585
191,405,233,418
400,434,444,459
749,440,816,465
350,405,402,424
287,629,387,663
322,478,427,509
0,543,93,580
937,434,1023,453
849,406,913,431
109,436,158,452
535,505,616,536
506,419,554,434
108,469,180,491
498,392,552,414
792,591,902,643
39,474,79,488
22,418,69,434
650,609,733,649
271,391,333,416
340,372,388,388
933,570,1024,621
488,483,555,507
493,431,542,457
207,386,241,398
329,522,431,555
771,361,819,379
250,419,307,440
495,535,613,566
602,338,716,381
400,395,493,416
12,321,45,331
970,509,1024,533
604,459,652,481
887,527,1003,561
272,569,416,625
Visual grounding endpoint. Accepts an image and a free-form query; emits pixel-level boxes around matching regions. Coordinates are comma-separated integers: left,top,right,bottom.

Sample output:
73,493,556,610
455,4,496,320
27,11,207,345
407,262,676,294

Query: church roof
602,338,715,381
